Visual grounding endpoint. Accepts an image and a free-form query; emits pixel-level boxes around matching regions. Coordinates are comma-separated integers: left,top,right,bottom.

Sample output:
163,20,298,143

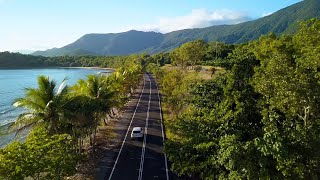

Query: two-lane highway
142,74,169,180
106,73,170,180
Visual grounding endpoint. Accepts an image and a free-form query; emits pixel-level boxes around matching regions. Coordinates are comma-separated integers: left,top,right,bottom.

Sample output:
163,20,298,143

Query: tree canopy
151,18,320,179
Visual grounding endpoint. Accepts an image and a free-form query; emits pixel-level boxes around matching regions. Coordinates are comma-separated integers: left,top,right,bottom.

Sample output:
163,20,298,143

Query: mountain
33,31,164,56
33,0,320,57
32,48,96,57
14,50,35,54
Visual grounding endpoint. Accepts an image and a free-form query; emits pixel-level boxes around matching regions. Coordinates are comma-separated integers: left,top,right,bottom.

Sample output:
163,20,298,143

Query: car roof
132,127,142,131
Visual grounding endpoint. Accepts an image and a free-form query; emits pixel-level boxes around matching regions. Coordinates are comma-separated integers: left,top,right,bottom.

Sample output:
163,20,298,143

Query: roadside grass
161,64,225,80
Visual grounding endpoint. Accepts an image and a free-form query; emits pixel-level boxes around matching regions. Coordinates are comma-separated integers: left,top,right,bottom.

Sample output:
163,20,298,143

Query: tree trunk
89,135,93,146
79,137,83,154
92,113,98,154
92,127,97,153
304,106,310,127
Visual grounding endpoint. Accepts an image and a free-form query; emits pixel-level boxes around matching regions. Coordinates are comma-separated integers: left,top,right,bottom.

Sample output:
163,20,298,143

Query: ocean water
0,68,110,147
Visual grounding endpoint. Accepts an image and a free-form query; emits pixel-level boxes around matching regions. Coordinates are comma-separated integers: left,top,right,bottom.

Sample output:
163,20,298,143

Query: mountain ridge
33,0,320,57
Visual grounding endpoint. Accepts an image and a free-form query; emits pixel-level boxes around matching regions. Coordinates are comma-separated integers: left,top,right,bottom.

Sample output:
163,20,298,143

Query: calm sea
0,68,111,147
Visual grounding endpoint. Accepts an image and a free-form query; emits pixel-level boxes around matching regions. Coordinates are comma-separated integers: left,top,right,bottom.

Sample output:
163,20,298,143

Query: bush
0,128,79,179
194,65,202,72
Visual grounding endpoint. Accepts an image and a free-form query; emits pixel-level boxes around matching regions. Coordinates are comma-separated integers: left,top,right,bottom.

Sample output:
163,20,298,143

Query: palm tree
110,64,142,102
12,76,71,135
71,74,116,152
64,95,95,153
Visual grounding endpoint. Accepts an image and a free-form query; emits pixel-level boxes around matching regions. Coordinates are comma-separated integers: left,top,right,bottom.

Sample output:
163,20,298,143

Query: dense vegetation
147,18,320,179
0,60,142,179
32,0,320,56
0,51,171,68
1,13,320,179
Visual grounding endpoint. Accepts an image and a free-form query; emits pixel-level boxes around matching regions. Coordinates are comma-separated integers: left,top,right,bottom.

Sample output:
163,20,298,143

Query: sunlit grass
161,64,226,80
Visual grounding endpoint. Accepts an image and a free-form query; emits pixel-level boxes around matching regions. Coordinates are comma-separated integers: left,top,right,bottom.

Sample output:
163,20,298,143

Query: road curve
105,73,174,180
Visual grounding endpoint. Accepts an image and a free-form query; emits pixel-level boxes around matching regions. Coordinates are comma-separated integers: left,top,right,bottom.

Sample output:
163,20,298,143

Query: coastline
0,67,114,148
0,66,115,71
65,66,115,71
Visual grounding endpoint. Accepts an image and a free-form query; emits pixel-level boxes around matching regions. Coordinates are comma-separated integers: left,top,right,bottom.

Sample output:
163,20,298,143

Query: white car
131,127,144,139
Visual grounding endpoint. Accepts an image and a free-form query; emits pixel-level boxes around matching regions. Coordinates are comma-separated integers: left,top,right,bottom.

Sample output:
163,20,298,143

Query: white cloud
132,9,252,33
262,12,273,17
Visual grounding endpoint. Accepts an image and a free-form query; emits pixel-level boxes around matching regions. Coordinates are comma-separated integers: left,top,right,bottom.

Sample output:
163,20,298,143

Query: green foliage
12,76,72,135
170,40,207,68
0,128,78,180
0,52,48,67
3,62,143,179
0,51,150,69
205,42,235,62
190,76,225,109
71,74,115,140
151,52,171,65
163,19,320,179
160,69,197,114
251,18,320,179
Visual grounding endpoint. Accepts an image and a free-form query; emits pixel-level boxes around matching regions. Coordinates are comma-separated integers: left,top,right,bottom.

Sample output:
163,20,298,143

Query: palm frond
14,122,37,136
9,112,43,133
25,88,47,108
13,97,45,112
57,77,68,95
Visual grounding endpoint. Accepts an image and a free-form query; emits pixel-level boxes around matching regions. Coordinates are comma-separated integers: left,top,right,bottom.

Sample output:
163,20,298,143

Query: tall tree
12,76,72,134
170,40,207,69
71,75,115,151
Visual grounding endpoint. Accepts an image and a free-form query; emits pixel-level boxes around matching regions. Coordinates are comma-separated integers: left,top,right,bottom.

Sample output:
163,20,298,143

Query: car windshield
133,130,141,133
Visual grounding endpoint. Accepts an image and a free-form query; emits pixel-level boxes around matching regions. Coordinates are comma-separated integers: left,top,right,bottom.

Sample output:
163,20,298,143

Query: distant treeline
0,40,234,69
0,51,173,68
0,52,142,68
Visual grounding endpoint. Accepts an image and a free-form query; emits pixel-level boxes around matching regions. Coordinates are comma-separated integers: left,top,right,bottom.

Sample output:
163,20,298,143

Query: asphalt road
105,73,173,180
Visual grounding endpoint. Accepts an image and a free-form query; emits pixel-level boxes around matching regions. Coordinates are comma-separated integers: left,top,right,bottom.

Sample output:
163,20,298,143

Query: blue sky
0,0,302,52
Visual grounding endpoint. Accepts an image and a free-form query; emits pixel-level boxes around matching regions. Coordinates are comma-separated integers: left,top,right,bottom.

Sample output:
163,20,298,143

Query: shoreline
0,67,115,148
0,66,115,71
65,66,115,71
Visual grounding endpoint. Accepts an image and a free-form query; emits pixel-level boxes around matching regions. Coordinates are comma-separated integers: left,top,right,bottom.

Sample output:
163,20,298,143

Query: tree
12,76,72,135
0,128,78,180
170,48,187,68
251,23,320,178
152,52,171,66
71,75,115,151
170,40,207,69
157,18,320,179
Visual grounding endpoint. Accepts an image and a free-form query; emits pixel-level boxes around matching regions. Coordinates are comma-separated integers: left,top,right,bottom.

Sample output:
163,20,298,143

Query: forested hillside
33,0,320,56
33,31,164,57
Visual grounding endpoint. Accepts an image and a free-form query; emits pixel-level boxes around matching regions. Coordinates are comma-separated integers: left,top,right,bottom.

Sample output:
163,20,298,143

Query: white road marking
138,74,152,180
108,76,146,180
154,76,170,180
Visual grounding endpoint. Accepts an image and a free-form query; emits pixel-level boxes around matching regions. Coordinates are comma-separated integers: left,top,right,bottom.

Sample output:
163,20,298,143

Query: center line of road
138,74,152,180
154,76,170,180
108,75,146,180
